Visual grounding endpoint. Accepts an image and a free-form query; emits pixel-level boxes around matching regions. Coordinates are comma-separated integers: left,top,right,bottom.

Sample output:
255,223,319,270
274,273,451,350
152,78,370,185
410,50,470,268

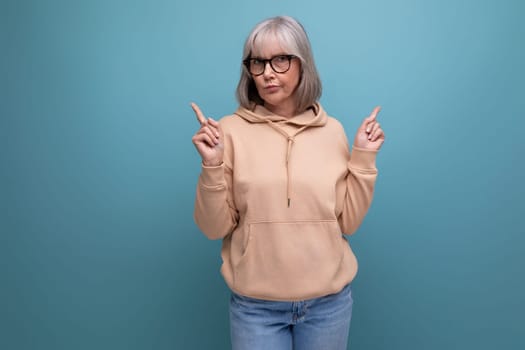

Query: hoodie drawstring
286,136,293,207
265,120,309,207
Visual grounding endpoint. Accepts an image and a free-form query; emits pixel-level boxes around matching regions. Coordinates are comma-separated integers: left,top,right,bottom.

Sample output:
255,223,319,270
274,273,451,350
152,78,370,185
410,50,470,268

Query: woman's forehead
251,32,289,57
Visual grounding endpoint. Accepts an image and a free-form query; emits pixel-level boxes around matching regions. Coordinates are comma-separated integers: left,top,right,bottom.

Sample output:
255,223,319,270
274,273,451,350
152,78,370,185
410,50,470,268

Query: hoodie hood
234,103,328,207
234,102,327,128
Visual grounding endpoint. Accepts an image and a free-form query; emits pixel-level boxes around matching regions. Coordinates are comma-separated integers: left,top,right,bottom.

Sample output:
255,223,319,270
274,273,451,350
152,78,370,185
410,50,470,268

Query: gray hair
235,16,322,113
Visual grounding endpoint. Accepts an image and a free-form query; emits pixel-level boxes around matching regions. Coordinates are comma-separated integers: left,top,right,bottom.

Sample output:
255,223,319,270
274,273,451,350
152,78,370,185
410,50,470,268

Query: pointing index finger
191,102,206,125
366,106,381,122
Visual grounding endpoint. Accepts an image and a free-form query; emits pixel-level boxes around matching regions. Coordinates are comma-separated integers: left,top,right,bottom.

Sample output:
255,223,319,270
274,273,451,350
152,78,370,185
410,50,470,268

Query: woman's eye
274,56,287,63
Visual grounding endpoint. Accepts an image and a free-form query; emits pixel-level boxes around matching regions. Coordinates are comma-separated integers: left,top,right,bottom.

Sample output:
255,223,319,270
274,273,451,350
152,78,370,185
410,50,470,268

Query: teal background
2,0,524,349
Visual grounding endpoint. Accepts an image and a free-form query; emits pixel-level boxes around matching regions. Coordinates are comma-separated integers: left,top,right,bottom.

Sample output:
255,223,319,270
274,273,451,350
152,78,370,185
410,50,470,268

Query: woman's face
250,37,301,117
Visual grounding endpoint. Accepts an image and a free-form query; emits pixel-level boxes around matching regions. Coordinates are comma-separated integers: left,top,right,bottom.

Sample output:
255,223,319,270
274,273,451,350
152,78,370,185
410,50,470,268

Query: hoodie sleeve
193,123,239,240
338,146,378,235
194,162,239,239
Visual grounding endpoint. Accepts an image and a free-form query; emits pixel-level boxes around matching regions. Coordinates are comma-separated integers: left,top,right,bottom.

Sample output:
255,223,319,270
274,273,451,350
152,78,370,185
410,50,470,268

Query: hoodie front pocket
233,220,345,299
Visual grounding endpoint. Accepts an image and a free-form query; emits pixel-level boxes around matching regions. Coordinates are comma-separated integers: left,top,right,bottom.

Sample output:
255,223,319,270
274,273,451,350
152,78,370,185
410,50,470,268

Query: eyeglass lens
249,55,292,75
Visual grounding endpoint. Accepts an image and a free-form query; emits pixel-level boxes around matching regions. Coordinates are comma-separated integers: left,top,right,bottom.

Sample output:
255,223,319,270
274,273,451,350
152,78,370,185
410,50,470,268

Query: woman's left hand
353,106,385,151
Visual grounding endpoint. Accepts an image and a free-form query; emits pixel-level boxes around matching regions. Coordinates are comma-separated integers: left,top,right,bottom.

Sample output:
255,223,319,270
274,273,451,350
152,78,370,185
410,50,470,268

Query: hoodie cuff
199,163,226,189
349,147,378,170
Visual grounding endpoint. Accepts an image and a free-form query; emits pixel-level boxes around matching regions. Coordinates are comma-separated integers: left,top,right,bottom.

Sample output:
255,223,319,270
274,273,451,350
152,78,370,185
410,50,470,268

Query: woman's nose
262,61,274,78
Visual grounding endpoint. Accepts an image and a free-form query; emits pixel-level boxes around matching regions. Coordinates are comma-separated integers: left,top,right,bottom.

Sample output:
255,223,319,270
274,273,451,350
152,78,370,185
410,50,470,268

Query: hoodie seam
247,219,337,225
348,165,378,174
199,183,226,191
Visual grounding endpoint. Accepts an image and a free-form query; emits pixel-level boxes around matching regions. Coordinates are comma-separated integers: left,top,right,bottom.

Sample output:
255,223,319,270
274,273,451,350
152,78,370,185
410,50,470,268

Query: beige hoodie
194,103,378,301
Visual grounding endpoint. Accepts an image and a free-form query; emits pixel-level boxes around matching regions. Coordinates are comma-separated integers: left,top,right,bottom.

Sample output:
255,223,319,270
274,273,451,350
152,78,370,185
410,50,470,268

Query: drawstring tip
287,198,291,207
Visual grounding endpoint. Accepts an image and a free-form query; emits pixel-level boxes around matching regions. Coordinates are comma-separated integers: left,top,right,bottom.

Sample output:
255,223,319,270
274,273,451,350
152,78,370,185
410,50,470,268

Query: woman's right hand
191,102,224,166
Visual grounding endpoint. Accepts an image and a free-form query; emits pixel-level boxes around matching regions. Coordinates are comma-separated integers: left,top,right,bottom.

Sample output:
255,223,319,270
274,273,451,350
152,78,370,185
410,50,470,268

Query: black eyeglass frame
243,54,298,76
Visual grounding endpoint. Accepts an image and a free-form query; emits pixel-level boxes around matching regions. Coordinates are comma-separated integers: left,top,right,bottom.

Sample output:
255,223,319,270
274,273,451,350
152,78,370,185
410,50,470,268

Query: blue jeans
229,283,353,350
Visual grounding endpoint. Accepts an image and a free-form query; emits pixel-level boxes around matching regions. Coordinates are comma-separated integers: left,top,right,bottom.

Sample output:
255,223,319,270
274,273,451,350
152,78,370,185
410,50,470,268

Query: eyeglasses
243,54,297,76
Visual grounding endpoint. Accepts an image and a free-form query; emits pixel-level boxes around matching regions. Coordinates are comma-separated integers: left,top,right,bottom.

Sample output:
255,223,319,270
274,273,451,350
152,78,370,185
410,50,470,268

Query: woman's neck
263,101,296,118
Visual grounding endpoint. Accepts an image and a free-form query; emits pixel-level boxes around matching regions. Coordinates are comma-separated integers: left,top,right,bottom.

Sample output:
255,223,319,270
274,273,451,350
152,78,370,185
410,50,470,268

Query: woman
191,16,384,350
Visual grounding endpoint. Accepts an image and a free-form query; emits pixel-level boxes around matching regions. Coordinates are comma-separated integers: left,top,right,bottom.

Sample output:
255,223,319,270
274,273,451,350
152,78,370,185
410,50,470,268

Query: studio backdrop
3,0,524,349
